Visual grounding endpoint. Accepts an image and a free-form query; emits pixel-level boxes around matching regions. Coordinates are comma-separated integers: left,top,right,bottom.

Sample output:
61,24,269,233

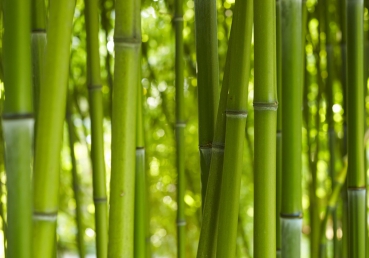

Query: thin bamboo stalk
346,0,366,256
174,0,186,255
215,0,253,255
84,0,108,256
280,0,303,256
134,56,147,258
66,99,86,258
253,0,278,256
107,0,141,255
2,0,33,256
32,1,76,256
194,0,219,205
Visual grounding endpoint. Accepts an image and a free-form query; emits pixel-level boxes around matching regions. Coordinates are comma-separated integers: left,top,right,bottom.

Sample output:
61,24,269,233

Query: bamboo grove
0,0,369,257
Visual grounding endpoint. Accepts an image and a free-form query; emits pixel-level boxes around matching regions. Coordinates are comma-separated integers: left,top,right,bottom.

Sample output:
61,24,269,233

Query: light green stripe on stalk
194,0,219,205
108,0,141,255
346,0,365,256
3,0,33,256
32,0,76,257
253,0,278,255
84,0,108,256
174,0,186,255
216,0,253,255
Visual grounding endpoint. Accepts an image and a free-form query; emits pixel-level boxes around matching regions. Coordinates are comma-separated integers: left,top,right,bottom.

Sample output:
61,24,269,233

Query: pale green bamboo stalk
2,0,33,256
215,0,253,255
174,0,186,255
107,0,141,255
194,0,219,205
66,100,86,258
280,0,303,256
346,0,366,256
32,1,76,257
253,0,278,256
84,0,108,256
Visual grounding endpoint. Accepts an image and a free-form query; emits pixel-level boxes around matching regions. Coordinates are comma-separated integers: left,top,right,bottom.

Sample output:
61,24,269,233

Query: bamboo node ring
253,102,278,111
225,110,248,118
177,219,187,226
33,212,58,222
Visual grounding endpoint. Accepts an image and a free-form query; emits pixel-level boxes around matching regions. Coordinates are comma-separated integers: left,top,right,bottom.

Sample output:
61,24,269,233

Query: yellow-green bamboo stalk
346,0,366,256
32,1,76,257
107,0,141,255
84,0,108,256
2,0,33,256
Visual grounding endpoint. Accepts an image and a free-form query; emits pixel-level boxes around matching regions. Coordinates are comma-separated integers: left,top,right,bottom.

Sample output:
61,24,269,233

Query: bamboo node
253,102,278,111
88,84,102,91
173,16,184,22
94,197,107,203
212,143,225,150
280,212,302,219
33,212,58,222
114,37,141,48
177,219,186,226
225,110,248,118
2,113,33,120
176,122,186,128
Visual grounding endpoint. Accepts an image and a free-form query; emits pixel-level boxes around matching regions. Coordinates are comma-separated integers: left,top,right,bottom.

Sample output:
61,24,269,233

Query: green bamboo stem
194,0,219,205
276,0,282,256
215,0,253,255
253,0,278,256
31,0,46,118
280,0,303,256
134,57,147,258
107,0,141,255
84,0,108,256
32,1,76,257
174,0,186,255
346,0,366,256
66,101,86,258
2,0,33,256
197,0,253,255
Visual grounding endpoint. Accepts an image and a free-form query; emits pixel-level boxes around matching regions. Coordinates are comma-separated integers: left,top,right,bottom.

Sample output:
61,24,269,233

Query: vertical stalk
32,1,76,257
134,56,147,258
346,0,366,256
174,0,186,256
194,0,219,205
2,0,33,256
107,0,141,255
66,100,86,258
84,0,108,256
280,0,303,257
276,0,282,256
216,0,253,255
253,0,278,256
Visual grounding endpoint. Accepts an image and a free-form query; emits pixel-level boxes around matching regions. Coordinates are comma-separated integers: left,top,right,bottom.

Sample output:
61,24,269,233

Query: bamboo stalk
134,55,147,258
66,98,86,258
215,0,253,255
346,0,366,256
174,0,186,255
84,0,108,256
194,0,219,205
280,0,303,256
253,0,278,256
2,0,33,256
32,1,76,256
107,0,141,255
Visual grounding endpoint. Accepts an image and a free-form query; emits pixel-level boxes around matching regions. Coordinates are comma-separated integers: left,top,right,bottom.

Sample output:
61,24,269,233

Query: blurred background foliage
0,0,368,256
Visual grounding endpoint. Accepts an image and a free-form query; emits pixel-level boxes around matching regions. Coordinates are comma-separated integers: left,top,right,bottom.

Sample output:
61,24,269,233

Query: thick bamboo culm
134,57,147,257
174,0,186,255
253,0,278,256
346,0,366,256
194,0,219,205
32,1,76,257
280,0,303,257
2,0,33,256
84,0,108,256
215,0,253,255
107,0,141,255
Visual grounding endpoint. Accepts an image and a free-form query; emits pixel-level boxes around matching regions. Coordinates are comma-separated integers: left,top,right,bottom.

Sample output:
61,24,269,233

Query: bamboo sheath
346,0,366,256
216,0,253,256
84,0,108,256
174,0,186,255
194,0,219,205
32,0,76,257
2,0,33,257
108,0,141,255
280,0,303,256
